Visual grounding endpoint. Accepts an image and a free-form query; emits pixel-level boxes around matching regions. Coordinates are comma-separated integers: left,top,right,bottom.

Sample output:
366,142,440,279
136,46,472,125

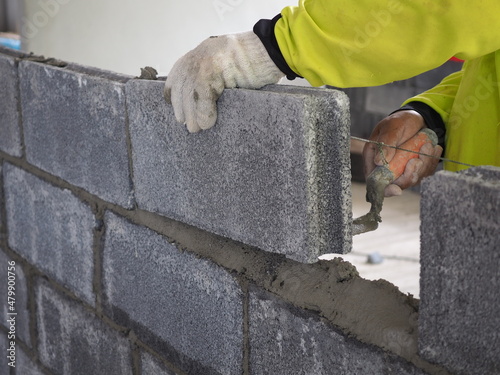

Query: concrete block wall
0,52,22,157
1,45,498,375
419,166,500,375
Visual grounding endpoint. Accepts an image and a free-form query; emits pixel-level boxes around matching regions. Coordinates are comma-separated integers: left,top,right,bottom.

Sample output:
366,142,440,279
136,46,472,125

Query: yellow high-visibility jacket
273,0,500,171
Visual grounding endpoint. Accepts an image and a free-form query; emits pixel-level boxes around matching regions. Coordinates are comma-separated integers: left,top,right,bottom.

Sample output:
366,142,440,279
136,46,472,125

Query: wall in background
20,0,289,76
0,0,21,32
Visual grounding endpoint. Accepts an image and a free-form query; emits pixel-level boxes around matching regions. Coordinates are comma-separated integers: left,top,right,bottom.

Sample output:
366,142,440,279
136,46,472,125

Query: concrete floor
321,182,421,298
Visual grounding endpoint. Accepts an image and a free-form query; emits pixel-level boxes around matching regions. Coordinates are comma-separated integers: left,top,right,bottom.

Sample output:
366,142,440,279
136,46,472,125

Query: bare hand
363,110,443,196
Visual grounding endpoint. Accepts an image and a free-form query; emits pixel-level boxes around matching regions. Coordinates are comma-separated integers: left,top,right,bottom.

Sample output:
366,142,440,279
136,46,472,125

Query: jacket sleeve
273,0,500,87
393,68,463,151
401,68,464,126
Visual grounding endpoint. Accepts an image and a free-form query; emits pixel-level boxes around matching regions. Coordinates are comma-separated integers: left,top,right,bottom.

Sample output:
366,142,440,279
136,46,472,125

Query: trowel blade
352,166,394,236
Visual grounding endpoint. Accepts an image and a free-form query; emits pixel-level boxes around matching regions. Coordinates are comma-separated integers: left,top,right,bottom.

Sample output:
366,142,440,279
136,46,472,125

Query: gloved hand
164,31,285,132
363,110,443,197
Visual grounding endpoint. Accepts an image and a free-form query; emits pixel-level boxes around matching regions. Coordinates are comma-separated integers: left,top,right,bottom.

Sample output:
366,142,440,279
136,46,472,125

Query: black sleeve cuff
391,101,446,152
253,15,302,81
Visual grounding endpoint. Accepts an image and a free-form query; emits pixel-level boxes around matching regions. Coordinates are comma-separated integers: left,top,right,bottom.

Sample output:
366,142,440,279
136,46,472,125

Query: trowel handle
386,128,438,180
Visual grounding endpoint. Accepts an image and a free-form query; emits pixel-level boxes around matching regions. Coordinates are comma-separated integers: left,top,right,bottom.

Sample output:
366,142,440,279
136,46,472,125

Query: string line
350,136,476,168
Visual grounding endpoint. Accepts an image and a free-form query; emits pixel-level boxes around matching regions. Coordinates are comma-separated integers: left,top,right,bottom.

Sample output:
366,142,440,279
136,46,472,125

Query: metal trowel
352,128,438,235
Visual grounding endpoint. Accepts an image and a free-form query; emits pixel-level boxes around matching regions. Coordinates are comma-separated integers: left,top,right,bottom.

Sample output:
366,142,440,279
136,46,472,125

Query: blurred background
0,0,290,76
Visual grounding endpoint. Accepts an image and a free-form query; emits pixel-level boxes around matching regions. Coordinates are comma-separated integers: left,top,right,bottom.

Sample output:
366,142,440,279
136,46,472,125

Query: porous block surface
19,61,134,207
127,81,352,262
0,53,22,156
102,211,244,375
3,163,95,303
249,286,428,375
420,166,500,375
141,352,177,375
36,280,133,375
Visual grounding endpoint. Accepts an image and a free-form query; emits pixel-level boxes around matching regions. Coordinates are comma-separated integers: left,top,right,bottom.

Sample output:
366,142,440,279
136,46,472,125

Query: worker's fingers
193,76,225,131
182,75,203,133
187,93,216,132
165,61,188,126
419,143,443,177
386,143,443,196
390,158,424,192
184,98,201,133
195,98,218,131
168,73,221,132
372,127,399,166
363,110,427,184
171,88,187,126
384,183,403,197
365,111,425,168
363,119,396,169
164,32,284,133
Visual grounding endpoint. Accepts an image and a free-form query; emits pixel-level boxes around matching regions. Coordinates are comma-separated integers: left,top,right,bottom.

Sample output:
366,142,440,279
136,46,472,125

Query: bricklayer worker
165,0,500,196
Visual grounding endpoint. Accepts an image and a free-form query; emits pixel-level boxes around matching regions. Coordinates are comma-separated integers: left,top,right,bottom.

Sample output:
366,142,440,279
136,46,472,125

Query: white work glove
164,31,285,132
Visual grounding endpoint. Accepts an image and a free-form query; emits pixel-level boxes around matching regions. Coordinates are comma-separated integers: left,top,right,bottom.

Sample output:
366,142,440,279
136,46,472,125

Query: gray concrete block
141,352,178,375
19,60,134,208
102,211,244,375
249,286,427,375
0,250,31,347
3,163,95,304
420,166,500,375
16,347,45,375
36,279,133,375
0,330,11,372
126,81,352,263
0,163,5,243
0,53,23,157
